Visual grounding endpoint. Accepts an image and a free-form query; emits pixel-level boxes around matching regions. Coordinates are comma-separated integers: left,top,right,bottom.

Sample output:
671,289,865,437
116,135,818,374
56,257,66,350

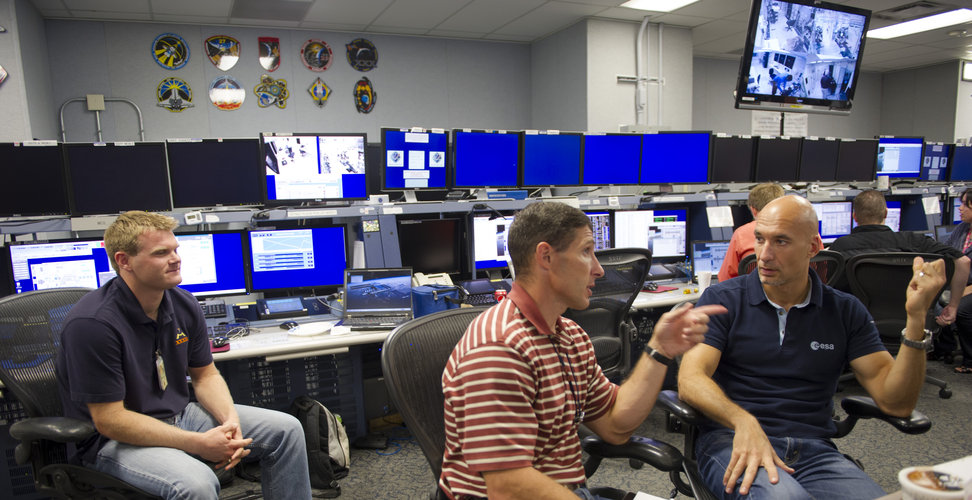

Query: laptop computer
341,267,414,330
691,240,731,281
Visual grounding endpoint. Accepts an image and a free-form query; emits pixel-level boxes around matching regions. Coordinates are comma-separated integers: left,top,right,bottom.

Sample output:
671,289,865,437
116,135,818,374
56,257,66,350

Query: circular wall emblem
209,75,245,111
157,77,193,112
353,77,376,113
152,33,190,70
254,74,289,109
346,38,377,72
301,39,332,71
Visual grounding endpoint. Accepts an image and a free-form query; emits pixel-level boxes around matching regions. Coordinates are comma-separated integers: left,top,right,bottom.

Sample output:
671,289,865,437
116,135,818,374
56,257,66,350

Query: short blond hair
748,183,786,212
104,211,179,272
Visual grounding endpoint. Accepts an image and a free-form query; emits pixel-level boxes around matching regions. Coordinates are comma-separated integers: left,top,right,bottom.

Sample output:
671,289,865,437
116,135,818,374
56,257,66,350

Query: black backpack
289,395,351,497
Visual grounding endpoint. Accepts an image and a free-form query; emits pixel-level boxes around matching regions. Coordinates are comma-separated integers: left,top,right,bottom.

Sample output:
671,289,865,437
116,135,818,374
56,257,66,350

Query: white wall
531,21,586,132
45,20,532,143
956,65,972,143
0,0,30,141
15,0,55,140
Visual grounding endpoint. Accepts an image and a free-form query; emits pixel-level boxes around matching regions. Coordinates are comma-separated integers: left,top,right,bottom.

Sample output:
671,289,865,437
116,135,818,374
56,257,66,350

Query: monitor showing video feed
64,142,171,216
260,133,367,204
8,239,115,294
876,137,923,178
835,138,878,182
520,132,582,187
173,231,247,297
798,138,839,182
812,201,852,243
453,130,520,188
397,217,463,275
471,214,515,271
585,211,612,251
167,138,264,208
0,142,70,217
246,225,347,292
381,128,449,190
755,137,800,182
582,134,641,185
920,144,951,182
640,132,710,184
710,136,755,183
949,146,972,182
734,0,870,115
613,208,688,259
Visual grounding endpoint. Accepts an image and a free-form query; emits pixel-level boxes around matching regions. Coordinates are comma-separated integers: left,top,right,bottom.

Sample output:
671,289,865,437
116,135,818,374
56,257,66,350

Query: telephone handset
413,272,454,287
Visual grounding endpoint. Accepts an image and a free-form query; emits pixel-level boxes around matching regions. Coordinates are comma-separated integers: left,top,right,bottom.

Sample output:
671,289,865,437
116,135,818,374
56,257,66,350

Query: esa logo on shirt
810,341,834,351
175,328,188,346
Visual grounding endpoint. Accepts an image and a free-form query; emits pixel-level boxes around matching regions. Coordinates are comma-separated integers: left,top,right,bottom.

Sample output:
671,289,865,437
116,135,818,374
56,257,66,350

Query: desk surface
212,318,393,362
633,281,702,310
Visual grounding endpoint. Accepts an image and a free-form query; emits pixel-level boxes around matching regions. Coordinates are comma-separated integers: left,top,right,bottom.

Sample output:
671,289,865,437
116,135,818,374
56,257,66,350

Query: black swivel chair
844,252,954,399
381,307,695,500
564,248,652,382
738,249,845,286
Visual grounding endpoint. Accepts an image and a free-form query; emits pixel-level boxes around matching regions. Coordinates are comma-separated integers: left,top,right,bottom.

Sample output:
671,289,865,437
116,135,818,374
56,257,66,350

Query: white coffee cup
698,271,713,292
898,466,967,500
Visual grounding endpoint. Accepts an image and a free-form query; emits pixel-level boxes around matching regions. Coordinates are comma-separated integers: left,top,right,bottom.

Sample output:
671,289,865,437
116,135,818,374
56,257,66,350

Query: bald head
758,195,820,242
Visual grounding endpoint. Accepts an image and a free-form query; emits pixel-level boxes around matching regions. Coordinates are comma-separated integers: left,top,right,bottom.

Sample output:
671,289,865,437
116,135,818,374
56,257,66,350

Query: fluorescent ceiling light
620,0,699,13
868,8,972,39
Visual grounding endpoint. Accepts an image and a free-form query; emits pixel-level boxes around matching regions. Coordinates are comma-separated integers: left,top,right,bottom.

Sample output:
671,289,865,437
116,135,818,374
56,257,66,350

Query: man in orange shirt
717,183,785,282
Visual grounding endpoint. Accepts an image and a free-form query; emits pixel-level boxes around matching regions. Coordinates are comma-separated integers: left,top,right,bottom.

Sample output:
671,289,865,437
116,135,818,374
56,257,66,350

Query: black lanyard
551,337,585,424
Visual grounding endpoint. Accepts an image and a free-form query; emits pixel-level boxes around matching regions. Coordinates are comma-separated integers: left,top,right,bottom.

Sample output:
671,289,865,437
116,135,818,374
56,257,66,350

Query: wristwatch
645,346,675,367
900,328,934,351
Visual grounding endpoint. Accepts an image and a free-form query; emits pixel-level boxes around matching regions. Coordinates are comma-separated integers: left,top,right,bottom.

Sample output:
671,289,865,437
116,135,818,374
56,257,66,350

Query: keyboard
343,315,410,329
465,293,497,306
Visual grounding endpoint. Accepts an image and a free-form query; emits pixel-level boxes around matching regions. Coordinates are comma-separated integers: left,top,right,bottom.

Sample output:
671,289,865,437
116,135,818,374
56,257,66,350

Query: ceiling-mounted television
734,0,871,116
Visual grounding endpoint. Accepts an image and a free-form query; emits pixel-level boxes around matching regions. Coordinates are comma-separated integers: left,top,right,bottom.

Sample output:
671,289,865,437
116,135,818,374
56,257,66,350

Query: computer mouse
645,282,658,291
280,320,299,330
211,337,229,349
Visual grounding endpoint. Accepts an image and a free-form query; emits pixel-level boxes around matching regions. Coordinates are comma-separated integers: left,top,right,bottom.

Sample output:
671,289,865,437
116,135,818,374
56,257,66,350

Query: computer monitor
452,130,520,188
471,214,515,273
166,138,264,208
709,135,755,183
835,139,878,182
935,224,953,242
396,217,463,275
953,197,964,224
246,225,347,292
613,208,688,260
0,142,71,217
640,132,710,184
381,128,449,190
876,137,923,178
63,142,171,216
581,133,641,185
754,137,800,182
173,230,248,297
949,146,972,182
260,133,367,204
585,211,612,251
798,138,839,182
8,239,115,293
920,143,951,182
691,240,731,281
520,132,582,187
812,201,853,243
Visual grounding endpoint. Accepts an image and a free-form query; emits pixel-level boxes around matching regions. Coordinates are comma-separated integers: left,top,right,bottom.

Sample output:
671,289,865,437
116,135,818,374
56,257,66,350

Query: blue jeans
696,429,886,500
574,487,615,500
89,403,311,500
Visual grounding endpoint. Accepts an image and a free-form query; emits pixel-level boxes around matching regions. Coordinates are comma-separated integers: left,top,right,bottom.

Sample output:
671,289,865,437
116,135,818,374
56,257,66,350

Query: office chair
844,252,954,399
564,248,652,382
738,249,845,286
381,307,692,500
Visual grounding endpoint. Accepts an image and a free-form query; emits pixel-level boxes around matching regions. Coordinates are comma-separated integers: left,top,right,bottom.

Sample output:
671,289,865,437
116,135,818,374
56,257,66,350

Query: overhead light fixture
963,61,972,82
620,0,699,13
868,8,972,39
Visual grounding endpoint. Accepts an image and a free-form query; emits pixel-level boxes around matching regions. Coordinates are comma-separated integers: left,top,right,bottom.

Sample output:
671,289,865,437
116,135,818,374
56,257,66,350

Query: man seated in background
681,195,945,499
718,183,785,283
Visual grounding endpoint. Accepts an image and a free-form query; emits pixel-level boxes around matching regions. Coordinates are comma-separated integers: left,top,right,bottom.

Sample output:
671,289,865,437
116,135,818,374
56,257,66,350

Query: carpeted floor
223,358,972,499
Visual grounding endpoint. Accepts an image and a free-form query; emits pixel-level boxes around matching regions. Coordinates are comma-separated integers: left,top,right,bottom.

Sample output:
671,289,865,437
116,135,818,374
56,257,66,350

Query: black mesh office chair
738,249,845,286
564,248,652,382
381,307,692,500
844,252,954,398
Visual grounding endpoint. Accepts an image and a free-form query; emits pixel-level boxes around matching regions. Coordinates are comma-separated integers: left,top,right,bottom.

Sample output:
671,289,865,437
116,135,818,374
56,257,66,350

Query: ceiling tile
649,13,713,27
593,7,653,22
29,0,68,12
665,0,750,19
65,0,150,14
304,0,394,26
492,1,604,37
483,33,535,42
862,44,944,63
554,0,627,6
150,0,231,17
926,35,972,49
371,0,472,30
367,25,434,35
861,38,910,56
69,10,153,20
228,17,301,27
153,14,231,24
692,18,748,45
426,29,488,38
693,33,746,56
435,0,545,33
32,8,71,18
299,21,370,31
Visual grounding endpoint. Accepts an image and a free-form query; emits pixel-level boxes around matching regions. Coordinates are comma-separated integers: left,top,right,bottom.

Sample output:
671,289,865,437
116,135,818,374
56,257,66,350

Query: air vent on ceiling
230,0,313,22
872,1,953,22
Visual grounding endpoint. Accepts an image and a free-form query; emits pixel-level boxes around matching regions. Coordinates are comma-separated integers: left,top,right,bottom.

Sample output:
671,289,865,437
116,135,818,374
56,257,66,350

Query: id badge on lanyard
155,349,168,392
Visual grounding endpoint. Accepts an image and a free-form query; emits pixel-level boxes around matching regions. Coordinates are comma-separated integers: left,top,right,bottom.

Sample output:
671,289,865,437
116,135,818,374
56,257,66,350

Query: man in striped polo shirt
440,202,727,500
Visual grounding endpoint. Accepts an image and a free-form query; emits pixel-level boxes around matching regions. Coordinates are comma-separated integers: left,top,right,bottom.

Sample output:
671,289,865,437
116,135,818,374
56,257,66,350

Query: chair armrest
833,396,931,438
581,434,683,472
657,390,706,426
10,416,96,444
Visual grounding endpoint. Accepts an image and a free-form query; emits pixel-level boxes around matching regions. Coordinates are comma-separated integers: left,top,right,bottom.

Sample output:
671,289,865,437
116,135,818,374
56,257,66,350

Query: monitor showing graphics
876,137,923,178
835,139,878,182
453,130,520,188
755,137,800,182
710,136,755,183
582,134,641,185
798,138,839,182
585,211,612,251
471,214,515,271
8,239,115,293
852,200,901,232
174,231,247,297
954,197,964,224
396,217,463,275
812,201,852,243
949,146,972,182
0,142,70,217
381,128,448,190
640,132,710,184
167,138,264,208
920,144,951,182
691,240,731,280
247,226,347,292
260,133,367,204
520,132,582,187
613,209,688,260
64,142,171,216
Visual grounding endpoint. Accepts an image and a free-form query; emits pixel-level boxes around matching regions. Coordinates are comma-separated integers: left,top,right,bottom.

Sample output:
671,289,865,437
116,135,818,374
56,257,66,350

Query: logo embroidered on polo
810,341,834,351
175,328,188,345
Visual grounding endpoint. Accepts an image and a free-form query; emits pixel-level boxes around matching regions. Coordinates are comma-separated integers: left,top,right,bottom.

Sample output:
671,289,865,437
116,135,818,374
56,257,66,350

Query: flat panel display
396,217,462,275
381,128,449,190
260,133,367,204
8,239,114,293
640,132,710,184
691,240,731,281
585,211,612,251
64,142,171,216
174,231,248,297
835,139,878,182
246,226,347,292
471,214,515,271
167,138,263,208
812,201,852,243
876,137,923,178
949,146,972,182
798,138,839,181
710,136,755,183
613,209,688,259
452,131,520,188
582,134,641,185
0,142,70,217
920,143,951,182
754,137,800,182
520,132,582,187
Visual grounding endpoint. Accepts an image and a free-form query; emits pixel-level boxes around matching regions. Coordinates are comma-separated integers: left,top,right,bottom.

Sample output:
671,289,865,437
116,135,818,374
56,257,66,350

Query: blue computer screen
920,144,951,181
174,231,247,297
812,201,853,243
876,137,923,178
382,129,449,190
582,134,641,185
640,132,710,184
453,131,520,188
949,146,972,182
8,239,114,293
261,134,367,203
247,226,347,292
520,133,581,186
472,214,515,270
613,209,688,258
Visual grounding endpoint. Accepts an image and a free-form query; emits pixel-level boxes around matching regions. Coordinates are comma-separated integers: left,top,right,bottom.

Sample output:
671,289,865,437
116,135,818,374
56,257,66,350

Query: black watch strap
645,346,675,367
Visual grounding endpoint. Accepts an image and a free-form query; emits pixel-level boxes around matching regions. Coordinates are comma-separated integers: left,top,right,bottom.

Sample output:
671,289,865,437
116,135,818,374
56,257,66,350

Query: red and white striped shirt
439,283,619,499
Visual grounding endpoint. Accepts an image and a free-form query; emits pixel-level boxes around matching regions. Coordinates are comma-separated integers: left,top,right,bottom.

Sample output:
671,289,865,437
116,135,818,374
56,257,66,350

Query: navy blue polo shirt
56,277,212,462
695,270,885,439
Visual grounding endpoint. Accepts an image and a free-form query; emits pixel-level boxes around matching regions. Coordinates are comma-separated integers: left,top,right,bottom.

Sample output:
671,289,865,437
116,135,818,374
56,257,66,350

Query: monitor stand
485,268,505,281
402,191,418,203
534,187,553,198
